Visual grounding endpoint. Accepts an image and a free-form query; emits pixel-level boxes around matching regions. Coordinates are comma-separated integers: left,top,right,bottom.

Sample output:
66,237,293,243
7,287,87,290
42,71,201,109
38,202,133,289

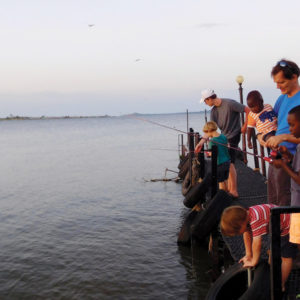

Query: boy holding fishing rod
195,121,230,193
270,105,300,249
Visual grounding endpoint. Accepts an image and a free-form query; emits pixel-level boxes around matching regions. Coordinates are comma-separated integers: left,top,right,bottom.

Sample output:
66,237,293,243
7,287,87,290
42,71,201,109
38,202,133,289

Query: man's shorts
227,133,241,163
281,234,298,258
290,213,300,244
217,161,230,182
262,130,276,142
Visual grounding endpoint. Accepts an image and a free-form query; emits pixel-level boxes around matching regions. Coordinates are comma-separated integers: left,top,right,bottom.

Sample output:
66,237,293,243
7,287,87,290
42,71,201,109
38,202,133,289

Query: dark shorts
262,130,276,142
217,161,230,182
227,133,241,163
268,164,291,206
263,131,276,156
281,234,298,258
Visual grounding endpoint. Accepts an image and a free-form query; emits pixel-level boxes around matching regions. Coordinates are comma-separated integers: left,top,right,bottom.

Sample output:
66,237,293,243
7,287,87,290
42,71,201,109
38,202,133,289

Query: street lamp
236,75,247,164
236,75,244,86
236,75,244,105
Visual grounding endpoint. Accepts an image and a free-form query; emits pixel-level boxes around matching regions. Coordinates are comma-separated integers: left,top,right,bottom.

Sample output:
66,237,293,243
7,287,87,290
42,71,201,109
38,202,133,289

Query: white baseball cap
200,89,215,103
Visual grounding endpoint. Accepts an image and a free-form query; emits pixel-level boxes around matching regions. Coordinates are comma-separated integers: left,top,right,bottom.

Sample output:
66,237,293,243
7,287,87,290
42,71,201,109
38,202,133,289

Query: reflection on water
0,114,213,299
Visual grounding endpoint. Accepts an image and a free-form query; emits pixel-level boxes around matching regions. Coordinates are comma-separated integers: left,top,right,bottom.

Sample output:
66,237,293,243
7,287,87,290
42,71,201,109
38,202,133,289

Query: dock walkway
234,159,267,207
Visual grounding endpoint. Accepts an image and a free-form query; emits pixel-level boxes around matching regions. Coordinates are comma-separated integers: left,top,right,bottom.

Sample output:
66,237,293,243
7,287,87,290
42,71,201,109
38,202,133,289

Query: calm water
0,113,213,300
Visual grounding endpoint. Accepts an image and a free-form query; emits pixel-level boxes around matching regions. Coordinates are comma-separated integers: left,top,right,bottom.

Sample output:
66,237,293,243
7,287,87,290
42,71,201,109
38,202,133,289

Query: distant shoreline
0,111,205,121
0,115,112,121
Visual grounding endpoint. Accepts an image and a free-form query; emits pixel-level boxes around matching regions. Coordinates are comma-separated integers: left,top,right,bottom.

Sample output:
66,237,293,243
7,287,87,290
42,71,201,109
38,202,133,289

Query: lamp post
236,75,248,164
236,75,244,106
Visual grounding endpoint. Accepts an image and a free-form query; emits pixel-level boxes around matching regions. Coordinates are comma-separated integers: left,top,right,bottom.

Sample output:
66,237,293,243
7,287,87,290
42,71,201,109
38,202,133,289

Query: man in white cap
196,89,249,198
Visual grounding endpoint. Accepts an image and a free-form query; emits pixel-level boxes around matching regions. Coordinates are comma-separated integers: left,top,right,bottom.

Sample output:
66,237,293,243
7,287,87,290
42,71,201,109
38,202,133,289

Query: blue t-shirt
274,90,300,154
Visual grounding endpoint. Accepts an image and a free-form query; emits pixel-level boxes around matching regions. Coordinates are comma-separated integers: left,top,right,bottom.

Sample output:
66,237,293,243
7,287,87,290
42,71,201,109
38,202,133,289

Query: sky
1,0,300,117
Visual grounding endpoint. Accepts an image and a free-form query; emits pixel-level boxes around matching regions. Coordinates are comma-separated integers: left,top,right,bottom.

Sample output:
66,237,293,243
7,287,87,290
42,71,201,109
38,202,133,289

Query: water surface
0,114,213,299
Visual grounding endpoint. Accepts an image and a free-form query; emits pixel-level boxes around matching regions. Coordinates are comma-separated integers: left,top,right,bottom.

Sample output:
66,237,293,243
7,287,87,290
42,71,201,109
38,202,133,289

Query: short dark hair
247,90,263,104
271,59,300,79
289,105,300,121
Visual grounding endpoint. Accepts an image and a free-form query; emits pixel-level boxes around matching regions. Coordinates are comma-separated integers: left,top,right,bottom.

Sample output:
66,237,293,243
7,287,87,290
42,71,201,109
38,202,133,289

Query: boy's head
288,105,300,138
203,121,218,136
246,90,264,113
220,206,248,236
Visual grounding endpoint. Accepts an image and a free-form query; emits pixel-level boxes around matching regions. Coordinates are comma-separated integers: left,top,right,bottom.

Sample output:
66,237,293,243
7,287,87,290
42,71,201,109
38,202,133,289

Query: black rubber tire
205,261,270,300
178,190,232,245
177,210,198,245
183,173,211,208
238,261,270,300
178,153,189,169
191,190,232,241
178,154,190,179
181,171,192,196
205,262,248,300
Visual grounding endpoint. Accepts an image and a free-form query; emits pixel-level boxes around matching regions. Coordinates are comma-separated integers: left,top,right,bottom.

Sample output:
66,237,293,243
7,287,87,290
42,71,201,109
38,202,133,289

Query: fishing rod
129,114,275,162
127,115,187,134
151,148,178,152
202,138,277,163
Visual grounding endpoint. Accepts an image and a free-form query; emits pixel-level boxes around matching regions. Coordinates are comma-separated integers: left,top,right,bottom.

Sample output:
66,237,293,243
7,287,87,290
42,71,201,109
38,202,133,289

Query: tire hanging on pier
177,209,199,245
191,189,232,241
205,261,270,300
205,262,248,300
182,170,192,196
181,158,202,196
177,189,232,245
183,173,211,208
178,153,190,180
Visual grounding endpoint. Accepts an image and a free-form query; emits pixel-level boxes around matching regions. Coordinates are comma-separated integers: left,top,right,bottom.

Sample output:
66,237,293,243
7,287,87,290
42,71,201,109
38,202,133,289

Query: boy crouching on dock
220,204,297,291
195,121,231,193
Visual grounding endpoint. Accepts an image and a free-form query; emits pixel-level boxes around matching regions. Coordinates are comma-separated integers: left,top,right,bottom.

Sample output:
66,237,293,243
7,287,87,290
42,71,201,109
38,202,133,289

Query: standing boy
246,90,277,154
271,105,300,247
195,121,230,192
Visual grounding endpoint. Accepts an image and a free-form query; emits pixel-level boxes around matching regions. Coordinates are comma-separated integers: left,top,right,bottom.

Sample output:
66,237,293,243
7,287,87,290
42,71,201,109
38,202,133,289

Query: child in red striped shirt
220,204,297,291
246,90,277,152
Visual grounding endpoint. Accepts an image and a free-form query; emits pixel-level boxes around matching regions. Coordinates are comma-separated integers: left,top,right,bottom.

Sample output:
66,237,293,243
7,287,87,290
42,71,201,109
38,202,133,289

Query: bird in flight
88,24,95,27
135,59,141,62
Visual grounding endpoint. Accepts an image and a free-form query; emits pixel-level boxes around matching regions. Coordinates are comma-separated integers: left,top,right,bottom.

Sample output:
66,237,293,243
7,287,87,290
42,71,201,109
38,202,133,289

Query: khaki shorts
290,213,300,244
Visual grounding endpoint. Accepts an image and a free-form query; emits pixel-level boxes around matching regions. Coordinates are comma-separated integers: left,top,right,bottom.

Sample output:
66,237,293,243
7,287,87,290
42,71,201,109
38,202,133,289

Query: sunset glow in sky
1,0,300,116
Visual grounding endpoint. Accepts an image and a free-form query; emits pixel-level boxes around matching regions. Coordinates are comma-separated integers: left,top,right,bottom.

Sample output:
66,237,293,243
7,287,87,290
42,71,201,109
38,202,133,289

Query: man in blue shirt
265,59,300,206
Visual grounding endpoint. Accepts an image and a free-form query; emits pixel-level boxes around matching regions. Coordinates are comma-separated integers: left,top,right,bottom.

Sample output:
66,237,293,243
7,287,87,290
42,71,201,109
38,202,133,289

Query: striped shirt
247,104,277,135
248,204,290,237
